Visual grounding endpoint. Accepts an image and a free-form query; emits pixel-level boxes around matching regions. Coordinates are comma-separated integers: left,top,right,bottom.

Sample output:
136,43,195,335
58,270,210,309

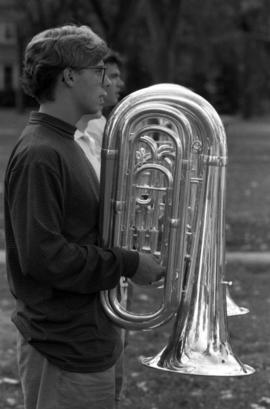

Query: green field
0,262,270,409
226,118,270,251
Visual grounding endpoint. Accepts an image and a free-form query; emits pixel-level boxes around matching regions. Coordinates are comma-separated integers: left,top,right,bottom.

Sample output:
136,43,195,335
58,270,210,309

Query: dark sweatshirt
4,112,139,372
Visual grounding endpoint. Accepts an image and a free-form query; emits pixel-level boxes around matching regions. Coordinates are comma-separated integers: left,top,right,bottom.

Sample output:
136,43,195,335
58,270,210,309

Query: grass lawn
0,109,270,408
122,263,270,409
0,262,270,409
226,118,270,251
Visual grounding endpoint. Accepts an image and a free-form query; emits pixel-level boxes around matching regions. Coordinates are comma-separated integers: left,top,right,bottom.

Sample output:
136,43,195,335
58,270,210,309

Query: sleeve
6,159,139,294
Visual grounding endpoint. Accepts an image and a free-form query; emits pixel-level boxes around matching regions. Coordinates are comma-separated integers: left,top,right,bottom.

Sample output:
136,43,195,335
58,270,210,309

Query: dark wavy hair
22,25,108,103
104,50,124,67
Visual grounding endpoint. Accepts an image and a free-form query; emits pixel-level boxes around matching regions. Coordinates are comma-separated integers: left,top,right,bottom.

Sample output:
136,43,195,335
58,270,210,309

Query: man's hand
131,253,165,285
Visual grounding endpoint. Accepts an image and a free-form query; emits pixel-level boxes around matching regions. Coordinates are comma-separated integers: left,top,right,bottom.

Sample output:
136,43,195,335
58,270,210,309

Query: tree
14,0,71,110
13,0,145,108
12,0,270,115
143,0,184,82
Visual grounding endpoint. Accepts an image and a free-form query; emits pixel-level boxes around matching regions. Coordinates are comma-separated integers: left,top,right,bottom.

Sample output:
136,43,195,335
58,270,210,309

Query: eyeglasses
84,66,106,85
63,66,106,86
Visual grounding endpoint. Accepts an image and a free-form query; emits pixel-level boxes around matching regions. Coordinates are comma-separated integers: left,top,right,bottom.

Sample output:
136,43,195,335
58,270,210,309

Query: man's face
71,62,109,116
104,63,125,108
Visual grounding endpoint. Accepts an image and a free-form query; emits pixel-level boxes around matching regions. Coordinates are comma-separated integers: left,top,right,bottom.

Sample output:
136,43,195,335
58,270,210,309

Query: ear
62,67,76,87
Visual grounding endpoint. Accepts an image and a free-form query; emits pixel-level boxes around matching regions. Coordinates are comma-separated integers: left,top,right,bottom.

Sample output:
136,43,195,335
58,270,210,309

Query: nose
103,75,112,89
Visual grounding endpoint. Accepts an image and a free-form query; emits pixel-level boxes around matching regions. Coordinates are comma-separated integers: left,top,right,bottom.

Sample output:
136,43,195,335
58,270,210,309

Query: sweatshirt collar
29,112,76,139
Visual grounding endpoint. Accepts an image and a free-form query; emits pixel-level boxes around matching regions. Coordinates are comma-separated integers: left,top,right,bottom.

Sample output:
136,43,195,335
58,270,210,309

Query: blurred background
0,0,270,117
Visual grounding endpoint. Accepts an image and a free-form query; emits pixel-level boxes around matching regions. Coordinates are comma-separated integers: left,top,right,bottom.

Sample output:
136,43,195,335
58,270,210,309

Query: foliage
11,0,270,114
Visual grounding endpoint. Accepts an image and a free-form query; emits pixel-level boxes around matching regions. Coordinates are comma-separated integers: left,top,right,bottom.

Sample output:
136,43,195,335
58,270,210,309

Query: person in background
4,25,164,409
103,50,125,116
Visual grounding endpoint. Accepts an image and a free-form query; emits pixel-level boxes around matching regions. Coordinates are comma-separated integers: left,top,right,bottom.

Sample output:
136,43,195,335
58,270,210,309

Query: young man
102,51,125,114
4,25,163,409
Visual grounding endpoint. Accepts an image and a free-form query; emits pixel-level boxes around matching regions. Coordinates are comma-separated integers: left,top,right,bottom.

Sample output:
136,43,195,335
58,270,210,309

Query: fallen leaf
136,381,149,392
190,389,203,397
220,389,233,400
250,404,266,409
6,398,17,406
260,397,270,405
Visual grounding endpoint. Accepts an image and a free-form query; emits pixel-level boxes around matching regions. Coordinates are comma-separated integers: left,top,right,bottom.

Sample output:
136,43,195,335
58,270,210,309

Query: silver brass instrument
226,284,249,316
99,84,254,376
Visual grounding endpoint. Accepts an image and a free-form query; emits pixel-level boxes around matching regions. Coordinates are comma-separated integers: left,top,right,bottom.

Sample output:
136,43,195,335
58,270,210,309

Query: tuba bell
99,84,255,376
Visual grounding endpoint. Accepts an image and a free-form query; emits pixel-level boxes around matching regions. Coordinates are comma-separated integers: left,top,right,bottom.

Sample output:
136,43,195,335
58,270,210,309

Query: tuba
99,84,254,376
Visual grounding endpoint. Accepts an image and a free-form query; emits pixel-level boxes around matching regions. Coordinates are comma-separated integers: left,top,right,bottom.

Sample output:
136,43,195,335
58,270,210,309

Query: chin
95,110,103,118
104,100,117,109
83,107,101,116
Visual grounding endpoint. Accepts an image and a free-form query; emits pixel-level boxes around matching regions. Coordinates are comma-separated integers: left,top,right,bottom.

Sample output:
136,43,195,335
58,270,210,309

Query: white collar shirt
75,116,106,181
